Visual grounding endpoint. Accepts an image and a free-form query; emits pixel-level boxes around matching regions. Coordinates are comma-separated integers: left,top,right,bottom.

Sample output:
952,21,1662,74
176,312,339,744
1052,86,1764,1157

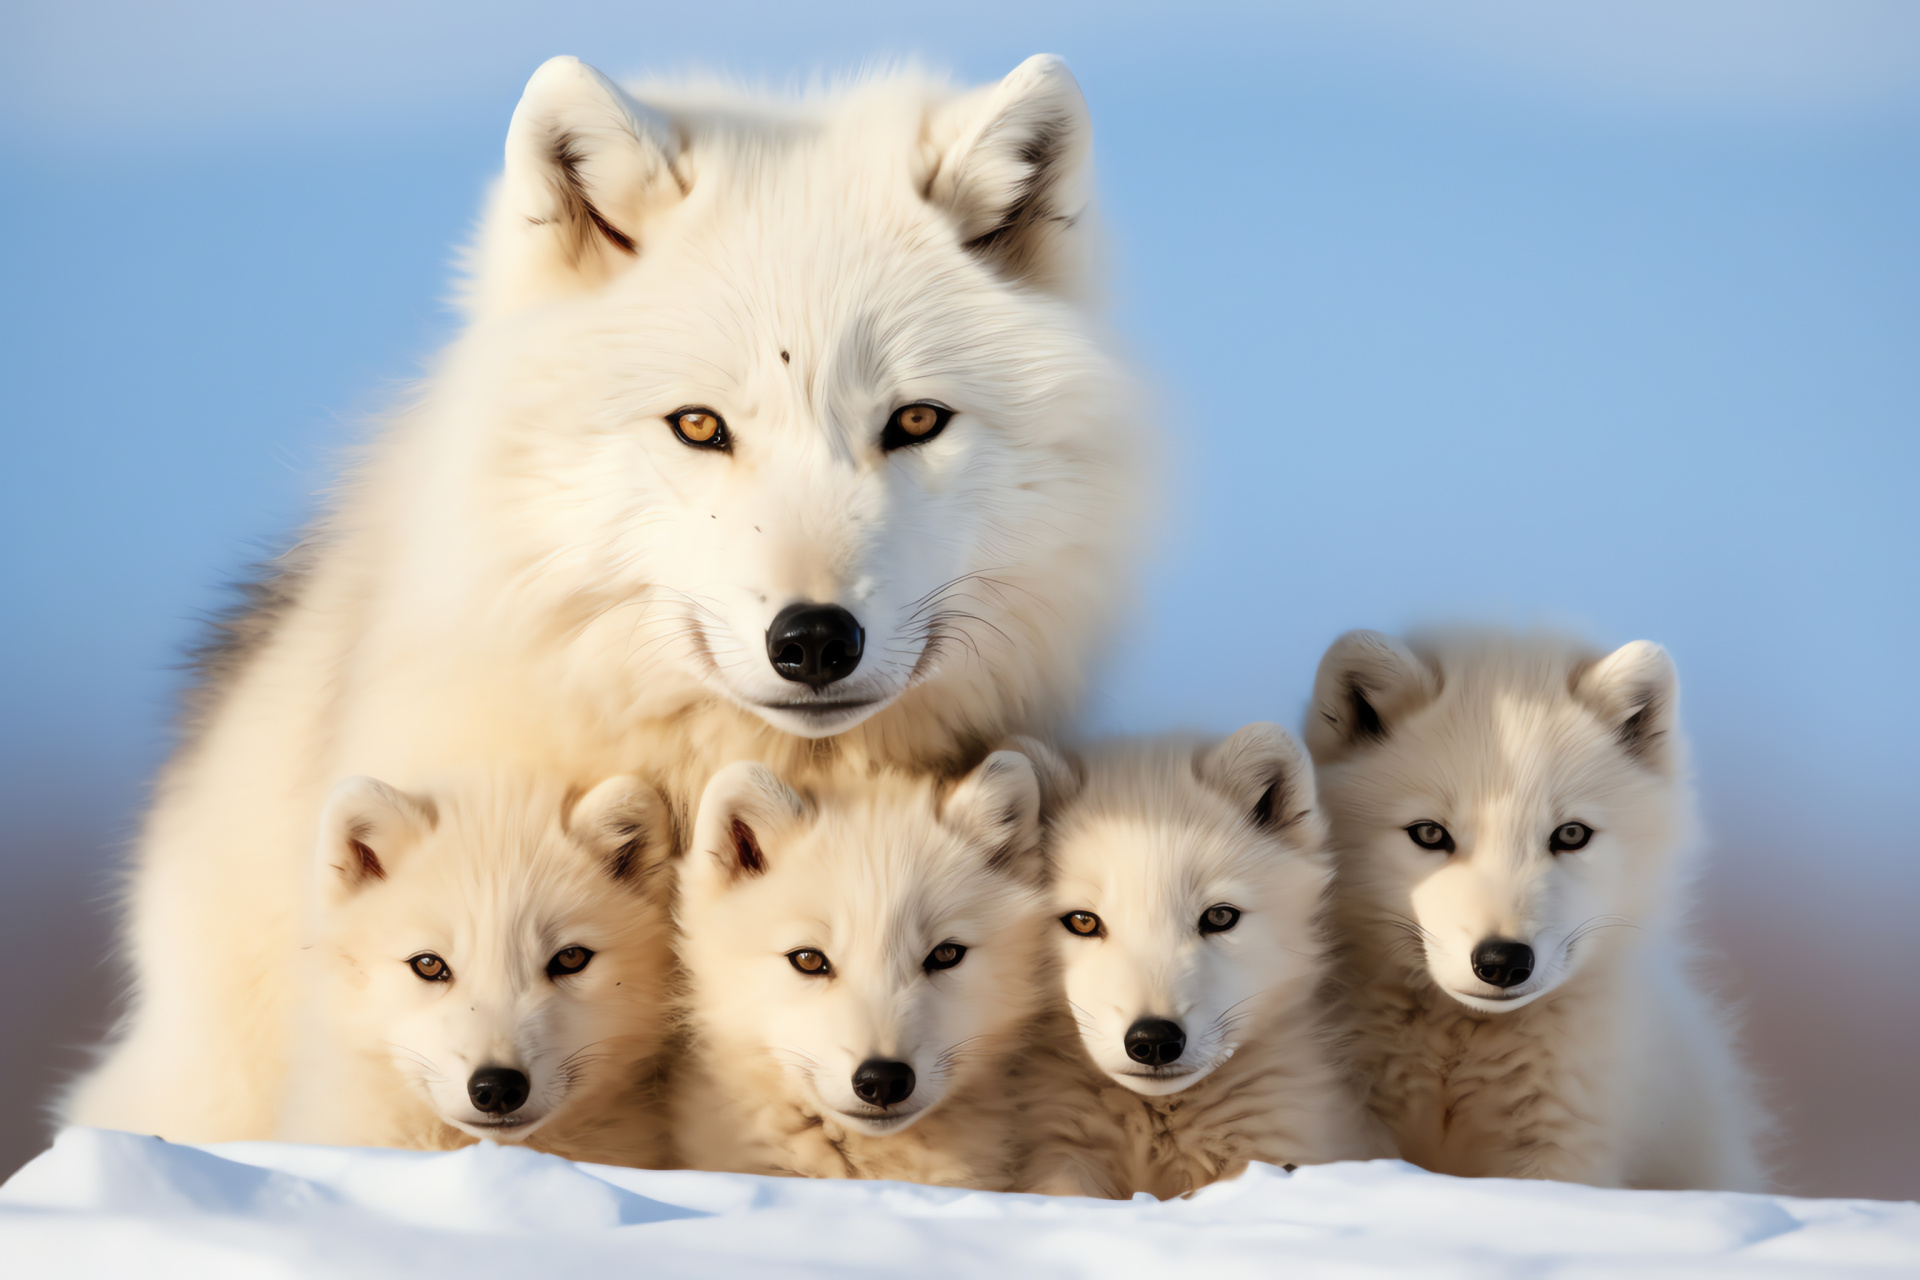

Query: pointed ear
316,777,437,905
477,56,687,314
1197,723,1318,835
997,735,1083,813
1305,631,1439,762
924,54,1094,292
566,775,673,888
1574,641,1681,774
688,762,806,888
943,750,1044,875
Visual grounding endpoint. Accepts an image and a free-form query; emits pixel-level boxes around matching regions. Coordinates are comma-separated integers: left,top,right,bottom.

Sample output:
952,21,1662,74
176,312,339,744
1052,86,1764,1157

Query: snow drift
3,1128,1916,1277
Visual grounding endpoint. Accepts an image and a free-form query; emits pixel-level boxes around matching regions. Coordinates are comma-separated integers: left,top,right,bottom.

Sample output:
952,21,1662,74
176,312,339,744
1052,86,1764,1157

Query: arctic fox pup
1018,727,1381,1199
70,50,1145,1141
673,752,1057,1188
276,773,676,1166
1308,630,1766,1190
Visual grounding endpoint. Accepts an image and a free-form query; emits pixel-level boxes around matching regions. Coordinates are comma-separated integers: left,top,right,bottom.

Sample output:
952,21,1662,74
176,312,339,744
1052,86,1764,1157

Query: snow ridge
3,1128,1917,1278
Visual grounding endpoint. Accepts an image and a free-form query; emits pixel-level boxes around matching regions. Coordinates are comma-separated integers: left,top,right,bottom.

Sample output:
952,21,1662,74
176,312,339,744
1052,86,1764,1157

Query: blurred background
1,0,1915,1195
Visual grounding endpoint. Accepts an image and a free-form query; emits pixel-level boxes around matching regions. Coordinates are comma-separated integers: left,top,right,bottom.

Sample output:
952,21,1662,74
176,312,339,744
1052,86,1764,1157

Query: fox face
309,774,674,1141
1043,727,1331,1095
1309,631,1689,1013
678,753,1049,1136
455,56,1139,745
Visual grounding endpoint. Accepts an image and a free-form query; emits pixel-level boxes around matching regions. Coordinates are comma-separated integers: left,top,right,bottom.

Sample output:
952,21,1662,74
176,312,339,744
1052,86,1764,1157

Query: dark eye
924,942,967,972
1549,822,1594,853
788,948,831,976
1198,905,1242,935
546,946,594,978
408,953,451,983
1406,821,1456,853
1061,911,1103,938
880,402,952,451
668,407,730,451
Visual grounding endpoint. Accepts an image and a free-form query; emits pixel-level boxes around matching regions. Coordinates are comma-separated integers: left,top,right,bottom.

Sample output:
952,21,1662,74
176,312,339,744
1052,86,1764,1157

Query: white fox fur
1309,630,1767,1190
673,752,1059,1188
276,772,677,1166
1015,728,1383,1199
67,53,1143,1141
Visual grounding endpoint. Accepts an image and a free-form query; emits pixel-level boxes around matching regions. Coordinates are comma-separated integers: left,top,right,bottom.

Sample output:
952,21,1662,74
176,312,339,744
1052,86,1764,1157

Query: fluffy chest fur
1023,1000,1381,1199
1342,942,1624,1184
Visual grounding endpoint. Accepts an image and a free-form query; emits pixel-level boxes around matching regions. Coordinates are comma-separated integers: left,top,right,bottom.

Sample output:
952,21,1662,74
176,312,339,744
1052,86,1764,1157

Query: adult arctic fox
674,752,1057,1187
68,53,1144,1141
277,773,676,1165
1017,728,1380,1199
1308,630,1766,1190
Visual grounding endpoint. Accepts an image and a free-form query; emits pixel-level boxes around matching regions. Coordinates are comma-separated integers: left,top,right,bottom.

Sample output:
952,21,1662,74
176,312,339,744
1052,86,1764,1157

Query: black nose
851,1059,916,1107
467,1066,530,1116
1124,1017,1187,1066
766,603,864,690
1471,939,1536,989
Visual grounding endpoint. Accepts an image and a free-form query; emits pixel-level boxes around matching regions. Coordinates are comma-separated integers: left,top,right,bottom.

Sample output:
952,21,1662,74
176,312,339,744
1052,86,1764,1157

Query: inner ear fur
317,776,438,901
1196,723,1316,834
690,761,807,885
1305,630,1439,762
566,774,673,886
923,54,1094,292
1573,640,1681,773
942,750,1044,874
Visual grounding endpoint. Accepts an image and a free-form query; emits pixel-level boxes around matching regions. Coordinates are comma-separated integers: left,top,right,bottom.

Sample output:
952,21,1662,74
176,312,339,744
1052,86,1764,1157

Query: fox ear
924,54,1094,292
1305,630,1439,762
475,56,687,315
689,762,806,886
1197,723,1318,836
1574,641,1681,774
997,735,1083,812
943,750,1044,875
317,777,437,904
566,775,673,887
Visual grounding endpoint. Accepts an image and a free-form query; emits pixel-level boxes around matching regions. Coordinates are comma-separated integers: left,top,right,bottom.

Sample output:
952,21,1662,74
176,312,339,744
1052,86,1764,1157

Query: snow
3,1128,1917,1278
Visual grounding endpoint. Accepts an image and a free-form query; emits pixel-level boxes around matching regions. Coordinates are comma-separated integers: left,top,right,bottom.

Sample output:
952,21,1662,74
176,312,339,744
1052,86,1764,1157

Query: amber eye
1198,905,1241,935
1061,911,1103,938
880,402,953,451
408,953,451,983
1548,822,1594,854
1406,821,1456,853
924,942,967,972
546,946,594,978
788,948,831,976
668,408,730,450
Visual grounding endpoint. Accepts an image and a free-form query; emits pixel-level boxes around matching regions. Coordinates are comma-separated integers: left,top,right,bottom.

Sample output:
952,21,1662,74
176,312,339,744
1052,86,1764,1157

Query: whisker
383,1042,446,1085
1559,915,1638,962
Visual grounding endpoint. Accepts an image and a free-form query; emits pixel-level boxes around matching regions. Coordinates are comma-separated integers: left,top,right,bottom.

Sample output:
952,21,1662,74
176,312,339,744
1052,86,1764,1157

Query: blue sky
1,0,1916,885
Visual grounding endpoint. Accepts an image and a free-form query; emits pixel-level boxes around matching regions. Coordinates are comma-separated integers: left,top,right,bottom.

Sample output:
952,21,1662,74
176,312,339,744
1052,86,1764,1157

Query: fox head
678,752,1049,1136
1308,630,1690,1014
308,773,674,1141
437,55,1142,753
1037,727,1331,1095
